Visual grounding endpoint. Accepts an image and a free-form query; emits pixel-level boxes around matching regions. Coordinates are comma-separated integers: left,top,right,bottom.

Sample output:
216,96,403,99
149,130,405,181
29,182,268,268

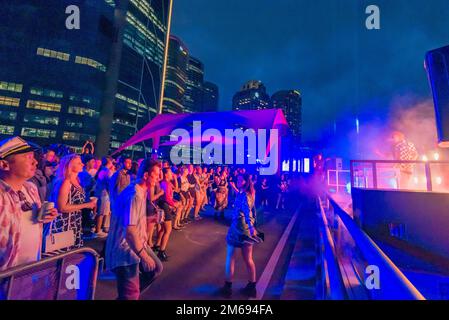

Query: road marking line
253,207,300,300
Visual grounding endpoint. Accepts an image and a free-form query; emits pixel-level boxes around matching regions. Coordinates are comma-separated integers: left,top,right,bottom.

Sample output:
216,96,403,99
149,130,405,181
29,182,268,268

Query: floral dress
226,191,256,248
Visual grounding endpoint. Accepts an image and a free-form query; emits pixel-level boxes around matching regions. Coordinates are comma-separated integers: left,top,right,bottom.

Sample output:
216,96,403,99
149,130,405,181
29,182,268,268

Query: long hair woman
146,164,164,250
50,154,97,251
178,166,193,224
220,173,258,298
214,170,228,219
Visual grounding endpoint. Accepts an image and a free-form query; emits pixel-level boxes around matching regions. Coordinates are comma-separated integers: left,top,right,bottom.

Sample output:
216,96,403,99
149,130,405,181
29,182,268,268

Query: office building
232,80,270,111
161,35,189,114
0,1,114,151
184,56,204,113
202,81,219,112
271,90,302,140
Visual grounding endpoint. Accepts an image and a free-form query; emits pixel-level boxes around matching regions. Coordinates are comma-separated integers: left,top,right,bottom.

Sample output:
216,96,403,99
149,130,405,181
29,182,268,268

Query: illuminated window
115,93,146,108
304,158,310,173
75,56,106,72
30,87,63,99
0,96,20,107
36,47,70,61
23,115,59,125
62,131,79,141
26,100,61,112
63,131,95,142
282,160,290,172
0,111,17,121
65,120,83,128
0,81,23,93
67,106,98,117
69,95,93,104
110,141,121,148
21,127,56,139
0,125,14,135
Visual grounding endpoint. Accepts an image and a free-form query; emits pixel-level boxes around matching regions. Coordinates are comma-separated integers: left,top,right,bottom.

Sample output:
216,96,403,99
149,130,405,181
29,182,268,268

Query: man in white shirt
106,158,163,300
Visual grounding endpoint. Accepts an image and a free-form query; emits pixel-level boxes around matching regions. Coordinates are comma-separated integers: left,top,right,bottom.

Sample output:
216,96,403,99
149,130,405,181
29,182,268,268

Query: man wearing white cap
0,136,58,271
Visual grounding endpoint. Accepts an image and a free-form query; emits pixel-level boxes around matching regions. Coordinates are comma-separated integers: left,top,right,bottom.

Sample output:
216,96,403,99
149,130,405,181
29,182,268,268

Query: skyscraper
202,81,219,112
108,0,173,156
162,35,189,114
184,56,204,113
0,1,114,151
271,90,302,141
232,80,270,111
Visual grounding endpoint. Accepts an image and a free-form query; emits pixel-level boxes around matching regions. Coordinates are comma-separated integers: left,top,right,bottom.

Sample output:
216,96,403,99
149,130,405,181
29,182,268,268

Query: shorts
188,188,196,198
98,195,111,216
159,201,175,221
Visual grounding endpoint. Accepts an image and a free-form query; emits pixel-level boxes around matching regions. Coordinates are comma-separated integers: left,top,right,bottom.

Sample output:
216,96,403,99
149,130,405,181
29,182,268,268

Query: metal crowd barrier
317,195,425,300
0,248,100,300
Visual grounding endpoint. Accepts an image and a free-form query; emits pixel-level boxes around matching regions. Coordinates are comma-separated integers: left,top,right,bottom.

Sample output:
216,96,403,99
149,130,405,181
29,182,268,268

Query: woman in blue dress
220,173,258,298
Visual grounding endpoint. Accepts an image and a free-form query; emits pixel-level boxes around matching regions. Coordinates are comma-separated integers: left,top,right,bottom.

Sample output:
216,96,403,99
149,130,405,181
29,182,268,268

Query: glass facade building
232,80,270,111
110,0,172,157
202,81,219,112
162,35,189,114
272,90,302,141
184,56,204,113
0,1,114,151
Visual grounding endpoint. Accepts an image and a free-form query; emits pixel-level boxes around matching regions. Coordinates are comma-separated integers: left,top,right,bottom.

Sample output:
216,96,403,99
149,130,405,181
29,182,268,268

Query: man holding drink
0,137,58,271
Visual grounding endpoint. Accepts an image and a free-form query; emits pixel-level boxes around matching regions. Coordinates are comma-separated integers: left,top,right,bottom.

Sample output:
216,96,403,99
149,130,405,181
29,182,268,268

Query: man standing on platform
390,131,419,189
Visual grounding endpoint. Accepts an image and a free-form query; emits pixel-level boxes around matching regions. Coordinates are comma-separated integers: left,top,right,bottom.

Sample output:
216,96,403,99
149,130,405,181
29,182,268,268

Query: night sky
171,0,449,144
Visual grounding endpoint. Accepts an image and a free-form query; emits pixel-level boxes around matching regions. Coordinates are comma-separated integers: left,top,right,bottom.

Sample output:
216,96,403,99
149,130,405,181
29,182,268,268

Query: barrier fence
317,195,425,300
0,248,100,300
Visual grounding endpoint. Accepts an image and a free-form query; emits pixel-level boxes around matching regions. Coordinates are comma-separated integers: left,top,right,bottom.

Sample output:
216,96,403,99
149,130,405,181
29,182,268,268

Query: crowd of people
0,136,294,300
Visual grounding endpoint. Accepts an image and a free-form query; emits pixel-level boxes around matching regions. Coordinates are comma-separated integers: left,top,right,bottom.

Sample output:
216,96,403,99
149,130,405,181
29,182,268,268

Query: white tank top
17,188,41,266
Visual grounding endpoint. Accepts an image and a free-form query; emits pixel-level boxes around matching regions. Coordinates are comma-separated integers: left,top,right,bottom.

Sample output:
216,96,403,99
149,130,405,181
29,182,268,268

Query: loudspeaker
425,45,449,148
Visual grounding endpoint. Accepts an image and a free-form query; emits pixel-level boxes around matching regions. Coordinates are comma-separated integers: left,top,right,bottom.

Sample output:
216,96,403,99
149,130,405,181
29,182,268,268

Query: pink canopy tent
113,109,289,155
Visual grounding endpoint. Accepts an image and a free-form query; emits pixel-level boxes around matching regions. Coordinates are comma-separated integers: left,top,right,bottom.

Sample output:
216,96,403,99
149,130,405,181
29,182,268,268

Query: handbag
44,188,76,253
44,219,76,253
148,200,165,224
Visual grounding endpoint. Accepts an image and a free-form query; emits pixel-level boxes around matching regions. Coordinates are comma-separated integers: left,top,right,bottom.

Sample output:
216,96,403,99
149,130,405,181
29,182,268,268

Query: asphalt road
90,204,299,300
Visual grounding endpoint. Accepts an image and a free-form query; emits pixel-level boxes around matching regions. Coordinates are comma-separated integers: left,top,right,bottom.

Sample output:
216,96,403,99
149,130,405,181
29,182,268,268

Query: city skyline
171,0,449,144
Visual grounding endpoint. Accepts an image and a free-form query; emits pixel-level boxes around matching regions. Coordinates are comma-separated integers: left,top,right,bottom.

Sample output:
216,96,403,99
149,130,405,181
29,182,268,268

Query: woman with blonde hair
50,154,97,250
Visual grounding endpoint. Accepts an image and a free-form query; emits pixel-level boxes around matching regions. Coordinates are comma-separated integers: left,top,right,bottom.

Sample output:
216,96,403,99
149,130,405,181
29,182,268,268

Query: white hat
0,136,37,160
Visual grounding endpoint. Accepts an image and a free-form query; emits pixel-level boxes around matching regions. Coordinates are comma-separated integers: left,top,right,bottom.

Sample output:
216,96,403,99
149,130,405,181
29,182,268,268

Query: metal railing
0,248,100,300
350,160,449,192
317,195,425,300
317,197,346,299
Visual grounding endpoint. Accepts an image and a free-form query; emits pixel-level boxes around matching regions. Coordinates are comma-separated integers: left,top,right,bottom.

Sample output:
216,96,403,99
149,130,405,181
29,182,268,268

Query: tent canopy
113,108,289,154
